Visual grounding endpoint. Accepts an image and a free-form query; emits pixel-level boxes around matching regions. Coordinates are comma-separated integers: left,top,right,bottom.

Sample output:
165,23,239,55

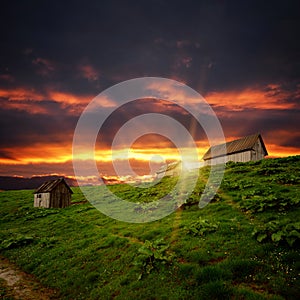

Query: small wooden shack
202,133,268,166
34,178,73,208
156,161,181,179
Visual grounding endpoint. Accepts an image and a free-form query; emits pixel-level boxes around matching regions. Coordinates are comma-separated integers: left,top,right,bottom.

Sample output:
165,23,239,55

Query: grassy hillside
0,156,299,299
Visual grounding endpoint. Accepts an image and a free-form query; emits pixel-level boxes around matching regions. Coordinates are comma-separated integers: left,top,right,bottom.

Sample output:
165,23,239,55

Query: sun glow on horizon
0,82,299,178
0,141,298,168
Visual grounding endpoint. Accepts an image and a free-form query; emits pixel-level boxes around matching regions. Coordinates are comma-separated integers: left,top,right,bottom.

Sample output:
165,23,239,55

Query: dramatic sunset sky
0,1,299,182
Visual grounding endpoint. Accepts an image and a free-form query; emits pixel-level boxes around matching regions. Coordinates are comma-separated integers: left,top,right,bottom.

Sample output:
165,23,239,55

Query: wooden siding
204,150,251,165
251,138,266,161
203,133,268,166
49,182,71,208
34,192,50,207
34,179,72,208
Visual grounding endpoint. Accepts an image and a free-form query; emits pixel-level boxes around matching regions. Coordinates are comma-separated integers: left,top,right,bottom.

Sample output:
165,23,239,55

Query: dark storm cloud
0,0,299,175
1,1,299,94
0,99,78,148
0,150,16,160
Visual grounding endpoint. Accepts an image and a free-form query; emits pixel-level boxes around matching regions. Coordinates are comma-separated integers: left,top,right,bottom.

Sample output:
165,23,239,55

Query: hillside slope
0,156,299,299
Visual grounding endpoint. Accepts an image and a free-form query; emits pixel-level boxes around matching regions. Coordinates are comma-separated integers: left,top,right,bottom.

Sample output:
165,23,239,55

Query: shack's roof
34,178,73,194
156,161,181,174
202,133,268,160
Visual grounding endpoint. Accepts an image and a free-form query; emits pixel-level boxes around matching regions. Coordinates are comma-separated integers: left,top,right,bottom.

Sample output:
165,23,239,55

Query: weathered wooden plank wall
34,182,71,208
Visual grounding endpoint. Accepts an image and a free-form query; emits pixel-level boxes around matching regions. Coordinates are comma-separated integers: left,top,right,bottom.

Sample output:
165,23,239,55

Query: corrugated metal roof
34,178,73,194
202,133,268,160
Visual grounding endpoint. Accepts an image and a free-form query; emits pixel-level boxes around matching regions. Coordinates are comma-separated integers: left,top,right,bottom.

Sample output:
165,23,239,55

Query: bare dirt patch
0,256,59,300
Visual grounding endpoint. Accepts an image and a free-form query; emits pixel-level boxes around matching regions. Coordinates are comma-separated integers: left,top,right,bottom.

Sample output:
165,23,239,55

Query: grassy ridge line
0,156,299,299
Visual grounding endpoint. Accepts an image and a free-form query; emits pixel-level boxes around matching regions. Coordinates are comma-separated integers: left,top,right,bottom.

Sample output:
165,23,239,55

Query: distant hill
0,175,78,190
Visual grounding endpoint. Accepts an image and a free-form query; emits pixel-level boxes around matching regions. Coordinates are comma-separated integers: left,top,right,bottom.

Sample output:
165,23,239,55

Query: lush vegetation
0,156,299,299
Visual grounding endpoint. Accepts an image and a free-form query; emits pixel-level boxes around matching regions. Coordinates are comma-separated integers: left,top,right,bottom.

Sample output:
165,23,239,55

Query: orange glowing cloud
3,81,295,116
0,87,45,101
205,84,299,110
49,91,117,108
0,87,116,114
0,140,196,170
146,80,201,106
1,79,299,179
146,81,299,111
0,143,72,165
0,135,298,179
1,100,53,114
78,64,100,82
47,91,93,105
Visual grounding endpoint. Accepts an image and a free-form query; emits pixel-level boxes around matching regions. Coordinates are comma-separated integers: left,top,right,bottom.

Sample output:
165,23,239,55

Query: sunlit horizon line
1,153,299,180
4,151,300,184
0,144,299,166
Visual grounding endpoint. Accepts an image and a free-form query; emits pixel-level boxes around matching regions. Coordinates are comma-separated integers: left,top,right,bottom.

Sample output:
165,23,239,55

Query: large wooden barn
34,178,73,208
202,133,268,166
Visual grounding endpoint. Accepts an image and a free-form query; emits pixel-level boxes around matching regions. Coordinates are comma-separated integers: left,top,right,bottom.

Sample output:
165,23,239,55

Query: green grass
0,156,299,299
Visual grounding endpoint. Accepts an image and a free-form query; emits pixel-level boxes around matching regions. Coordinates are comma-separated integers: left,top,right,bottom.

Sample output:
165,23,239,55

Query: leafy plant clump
270,173,300,184
240,192,299,213
133,239,173,280
185,218,219,236
252,219,300,247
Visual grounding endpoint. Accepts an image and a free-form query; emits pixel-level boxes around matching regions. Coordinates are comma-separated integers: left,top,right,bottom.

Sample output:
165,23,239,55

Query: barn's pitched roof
34,178,73,194
202,133,268,160
156,161,181,174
